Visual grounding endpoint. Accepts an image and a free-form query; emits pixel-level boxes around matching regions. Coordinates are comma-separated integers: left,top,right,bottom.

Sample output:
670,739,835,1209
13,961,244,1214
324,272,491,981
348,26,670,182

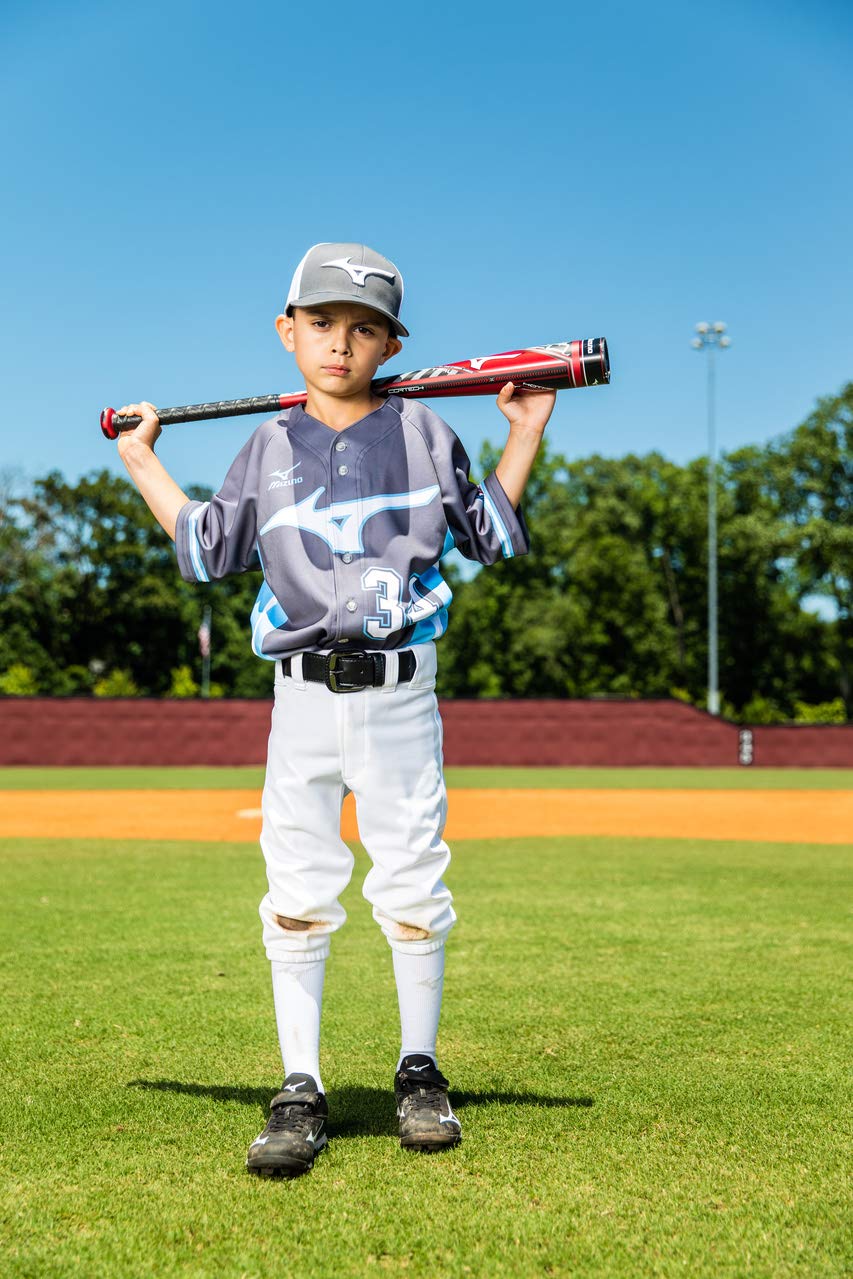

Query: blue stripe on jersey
406,564,451,645
250,579,288,659
409,607,449,645
415,564,451,599
440,528,455,558
187,504,211,582
480,486,513,558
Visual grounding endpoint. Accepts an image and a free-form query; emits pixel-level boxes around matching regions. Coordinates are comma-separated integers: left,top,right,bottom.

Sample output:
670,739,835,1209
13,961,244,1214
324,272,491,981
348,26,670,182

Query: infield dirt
1,787,849,844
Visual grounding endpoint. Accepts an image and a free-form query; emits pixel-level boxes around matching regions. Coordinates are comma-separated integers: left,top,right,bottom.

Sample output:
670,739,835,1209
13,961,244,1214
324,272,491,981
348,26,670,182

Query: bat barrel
373,337,610,400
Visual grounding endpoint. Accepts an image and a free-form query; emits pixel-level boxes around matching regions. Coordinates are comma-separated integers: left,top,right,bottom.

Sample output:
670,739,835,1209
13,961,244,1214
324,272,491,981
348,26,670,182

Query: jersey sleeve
443,431,530,564
174,423,272,583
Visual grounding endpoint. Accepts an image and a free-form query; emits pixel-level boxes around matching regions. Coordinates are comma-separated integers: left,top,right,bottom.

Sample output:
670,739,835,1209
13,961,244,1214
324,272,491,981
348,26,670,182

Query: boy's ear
275,312,295,351
380,333,403,365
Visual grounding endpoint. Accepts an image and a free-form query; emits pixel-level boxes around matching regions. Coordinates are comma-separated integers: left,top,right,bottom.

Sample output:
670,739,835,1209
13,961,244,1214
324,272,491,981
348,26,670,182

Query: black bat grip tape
100,395,285,439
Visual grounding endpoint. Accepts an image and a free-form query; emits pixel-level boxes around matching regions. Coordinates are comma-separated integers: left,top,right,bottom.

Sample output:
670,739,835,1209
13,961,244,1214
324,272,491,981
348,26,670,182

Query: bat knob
100,407,118,440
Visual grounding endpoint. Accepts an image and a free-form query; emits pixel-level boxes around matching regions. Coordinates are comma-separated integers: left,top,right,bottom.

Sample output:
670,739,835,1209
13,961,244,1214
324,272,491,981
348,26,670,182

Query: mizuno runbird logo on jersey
259,485,440,555
268,462,303,490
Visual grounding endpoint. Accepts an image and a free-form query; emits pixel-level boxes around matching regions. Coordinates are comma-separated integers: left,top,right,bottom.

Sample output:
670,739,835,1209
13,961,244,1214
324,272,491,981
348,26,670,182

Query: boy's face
276,303,402,402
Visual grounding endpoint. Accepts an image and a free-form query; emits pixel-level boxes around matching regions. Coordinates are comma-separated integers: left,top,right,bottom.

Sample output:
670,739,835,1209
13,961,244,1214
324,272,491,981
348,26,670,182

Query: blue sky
2,0,851,493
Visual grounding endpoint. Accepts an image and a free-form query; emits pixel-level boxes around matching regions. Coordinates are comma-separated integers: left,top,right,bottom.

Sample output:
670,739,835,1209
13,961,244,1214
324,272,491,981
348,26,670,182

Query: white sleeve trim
480,486,513,558
186,503,210,582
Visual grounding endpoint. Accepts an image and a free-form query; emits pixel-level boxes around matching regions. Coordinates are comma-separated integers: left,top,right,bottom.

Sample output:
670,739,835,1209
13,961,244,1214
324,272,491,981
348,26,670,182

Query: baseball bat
100,338,609,439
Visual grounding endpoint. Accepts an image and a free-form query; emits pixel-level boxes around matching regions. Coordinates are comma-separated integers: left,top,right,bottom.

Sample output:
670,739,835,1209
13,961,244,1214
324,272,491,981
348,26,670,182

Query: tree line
1,383,850,722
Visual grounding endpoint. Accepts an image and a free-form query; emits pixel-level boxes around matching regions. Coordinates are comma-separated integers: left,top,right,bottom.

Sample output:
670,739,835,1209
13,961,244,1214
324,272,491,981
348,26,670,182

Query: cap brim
286,290,409,338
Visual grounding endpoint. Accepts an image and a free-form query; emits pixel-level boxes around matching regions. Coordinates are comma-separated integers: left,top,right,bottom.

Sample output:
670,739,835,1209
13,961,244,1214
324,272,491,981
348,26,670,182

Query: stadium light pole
691,321,731,716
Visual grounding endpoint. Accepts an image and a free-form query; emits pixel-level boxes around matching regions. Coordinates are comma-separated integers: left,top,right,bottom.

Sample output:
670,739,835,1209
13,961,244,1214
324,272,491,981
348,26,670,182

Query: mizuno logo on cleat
439,1108,459,1125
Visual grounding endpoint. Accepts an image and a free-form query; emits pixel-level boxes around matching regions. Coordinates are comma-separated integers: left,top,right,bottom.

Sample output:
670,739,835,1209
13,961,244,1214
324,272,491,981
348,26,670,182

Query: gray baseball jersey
174,396,529,659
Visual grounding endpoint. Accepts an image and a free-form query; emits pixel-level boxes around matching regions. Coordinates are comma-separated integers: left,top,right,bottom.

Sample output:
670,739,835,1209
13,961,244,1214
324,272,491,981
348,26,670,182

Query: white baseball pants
259,643,456,962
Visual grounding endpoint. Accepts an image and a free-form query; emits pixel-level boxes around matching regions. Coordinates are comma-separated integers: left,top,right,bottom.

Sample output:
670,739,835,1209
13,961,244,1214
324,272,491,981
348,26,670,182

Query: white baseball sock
270,958,325,1094
392,942,445,1070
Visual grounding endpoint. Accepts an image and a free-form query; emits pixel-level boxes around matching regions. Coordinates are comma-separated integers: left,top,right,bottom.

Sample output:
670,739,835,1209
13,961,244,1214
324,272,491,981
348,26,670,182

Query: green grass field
1,770,851,1277
1,765,851,789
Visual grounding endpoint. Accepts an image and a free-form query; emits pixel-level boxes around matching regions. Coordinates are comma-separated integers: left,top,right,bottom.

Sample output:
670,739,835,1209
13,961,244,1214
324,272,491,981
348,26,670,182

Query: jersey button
334,440,347,452
346,598,358,613
342,552,353,564
337,464,349,476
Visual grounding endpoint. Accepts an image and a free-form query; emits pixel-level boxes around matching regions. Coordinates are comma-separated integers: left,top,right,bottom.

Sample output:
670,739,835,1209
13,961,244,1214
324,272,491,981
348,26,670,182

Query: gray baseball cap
285,242,409,337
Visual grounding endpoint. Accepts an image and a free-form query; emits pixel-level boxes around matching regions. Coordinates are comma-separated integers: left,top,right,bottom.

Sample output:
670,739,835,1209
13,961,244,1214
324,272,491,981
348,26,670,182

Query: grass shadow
127,1079,272,1108
127,1079,593,1138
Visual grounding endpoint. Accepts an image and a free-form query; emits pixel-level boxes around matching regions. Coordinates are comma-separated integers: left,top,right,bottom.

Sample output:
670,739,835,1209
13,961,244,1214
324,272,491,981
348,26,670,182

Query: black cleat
394,1054,461,1152
246,1073,328,1178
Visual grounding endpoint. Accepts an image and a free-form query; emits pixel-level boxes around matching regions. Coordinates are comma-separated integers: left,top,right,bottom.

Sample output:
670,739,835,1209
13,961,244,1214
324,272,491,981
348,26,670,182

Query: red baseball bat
100,338,609,439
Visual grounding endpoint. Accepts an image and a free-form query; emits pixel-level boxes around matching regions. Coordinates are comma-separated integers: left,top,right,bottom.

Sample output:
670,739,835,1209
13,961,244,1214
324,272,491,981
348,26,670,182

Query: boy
117,242,555,1178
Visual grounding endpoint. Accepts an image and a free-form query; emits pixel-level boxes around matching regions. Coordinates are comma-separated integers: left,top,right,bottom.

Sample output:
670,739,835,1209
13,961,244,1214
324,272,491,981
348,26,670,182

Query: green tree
15,470,190,694
93,668,140,697
0,663,39,695
766,383,852,712
793,698,846,724
168,665,200,698
10,471,271,698
437,428,843,712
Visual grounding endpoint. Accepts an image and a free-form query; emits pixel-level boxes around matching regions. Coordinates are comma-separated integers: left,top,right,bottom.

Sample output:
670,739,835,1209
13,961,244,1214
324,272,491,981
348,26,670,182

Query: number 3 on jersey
362,567,406,639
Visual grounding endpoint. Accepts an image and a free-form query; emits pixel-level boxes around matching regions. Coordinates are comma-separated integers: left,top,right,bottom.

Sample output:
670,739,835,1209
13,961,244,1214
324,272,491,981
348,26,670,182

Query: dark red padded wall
0,698,273,767
437,699,738,766
1,698,851,767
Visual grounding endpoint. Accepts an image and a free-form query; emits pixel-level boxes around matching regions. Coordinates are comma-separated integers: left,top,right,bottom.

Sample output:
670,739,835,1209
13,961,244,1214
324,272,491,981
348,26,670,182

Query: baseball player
116,242,555,1178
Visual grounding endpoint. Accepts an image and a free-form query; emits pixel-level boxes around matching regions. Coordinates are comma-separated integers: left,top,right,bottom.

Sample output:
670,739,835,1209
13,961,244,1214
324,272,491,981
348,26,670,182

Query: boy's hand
116,402,161,456
493,383,557,509
496,382,556,440
114,401,188,541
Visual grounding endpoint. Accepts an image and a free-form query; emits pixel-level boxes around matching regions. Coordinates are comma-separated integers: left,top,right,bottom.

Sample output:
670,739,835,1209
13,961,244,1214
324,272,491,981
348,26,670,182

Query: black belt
281,650,417,693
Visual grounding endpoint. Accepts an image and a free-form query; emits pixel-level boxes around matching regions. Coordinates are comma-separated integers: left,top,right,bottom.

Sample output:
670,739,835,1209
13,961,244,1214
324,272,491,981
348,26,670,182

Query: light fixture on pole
691,321,731,716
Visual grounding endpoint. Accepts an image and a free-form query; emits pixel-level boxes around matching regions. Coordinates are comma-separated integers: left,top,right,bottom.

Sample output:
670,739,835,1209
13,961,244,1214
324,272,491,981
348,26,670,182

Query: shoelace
403,1084,447,1108
266,1099,318,1133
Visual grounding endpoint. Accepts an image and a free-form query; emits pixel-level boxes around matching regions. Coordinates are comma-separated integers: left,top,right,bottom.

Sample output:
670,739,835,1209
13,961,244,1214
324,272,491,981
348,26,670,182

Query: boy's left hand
496,382,556,439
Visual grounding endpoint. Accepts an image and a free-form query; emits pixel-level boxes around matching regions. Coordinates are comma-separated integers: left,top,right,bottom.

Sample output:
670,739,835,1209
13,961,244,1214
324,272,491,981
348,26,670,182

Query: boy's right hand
114,401,188,541
116,402,161,456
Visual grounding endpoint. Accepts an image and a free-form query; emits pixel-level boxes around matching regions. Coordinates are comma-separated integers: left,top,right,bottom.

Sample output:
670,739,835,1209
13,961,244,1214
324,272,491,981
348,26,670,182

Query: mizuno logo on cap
322,257,396,288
